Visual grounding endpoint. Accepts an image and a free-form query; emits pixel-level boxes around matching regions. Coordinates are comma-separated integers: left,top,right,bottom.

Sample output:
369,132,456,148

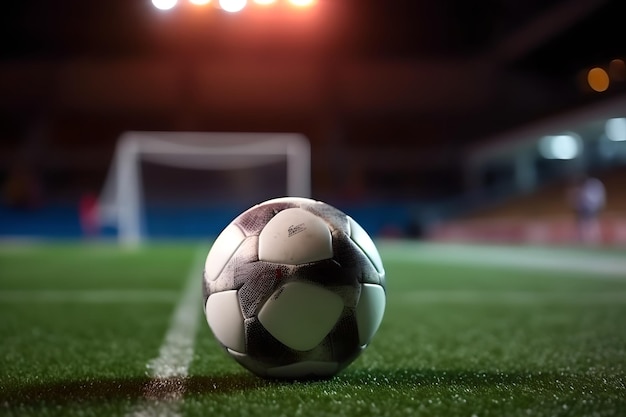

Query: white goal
98,131,311,246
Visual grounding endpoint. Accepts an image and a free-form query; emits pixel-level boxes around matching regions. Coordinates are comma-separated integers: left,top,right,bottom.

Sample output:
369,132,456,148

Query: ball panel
298,200,350,233
205,290,245,353
347,216,385,276
324,308,362,363
235,201,298,236
332,229,381,286
355,283,386,346
237,262,283,319
258,208,333,265
244,317,300,364
204,224,246,282
258,196,319,207
204,236,260,298
293,259,360,293
235,207,281,236
258,281,344,351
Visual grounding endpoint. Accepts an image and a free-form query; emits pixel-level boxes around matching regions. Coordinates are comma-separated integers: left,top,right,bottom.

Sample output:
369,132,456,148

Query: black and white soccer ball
202,197,386,379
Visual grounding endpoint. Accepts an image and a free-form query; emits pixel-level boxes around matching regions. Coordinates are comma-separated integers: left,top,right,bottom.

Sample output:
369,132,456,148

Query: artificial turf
0,241,625,416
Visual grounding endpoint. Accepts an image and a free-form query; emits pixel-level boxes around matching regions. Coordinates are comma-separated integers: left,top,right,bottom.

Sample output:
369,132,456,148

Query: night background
1,0,625,233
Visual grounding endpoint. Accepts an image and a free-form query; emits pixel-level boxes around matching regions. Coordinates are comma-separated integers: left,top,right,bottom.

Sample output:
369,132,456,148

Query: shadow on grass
0,373,270,408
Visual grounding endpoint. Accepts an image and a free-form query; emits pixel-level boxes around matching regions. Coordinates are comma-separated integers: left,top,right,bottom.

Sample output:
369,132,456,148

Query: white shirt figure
571,176,606,244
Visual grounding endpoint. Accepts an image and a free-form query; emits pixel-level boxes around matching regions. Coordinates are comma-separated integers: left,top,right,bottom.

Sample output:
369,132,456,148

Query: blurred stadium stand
1,92,625,243
430,166,626,245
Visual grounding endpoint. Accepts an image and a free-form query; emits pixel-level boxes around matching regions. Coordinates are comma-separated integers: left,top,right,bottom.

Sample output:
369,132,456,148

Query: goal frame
98,131,311,246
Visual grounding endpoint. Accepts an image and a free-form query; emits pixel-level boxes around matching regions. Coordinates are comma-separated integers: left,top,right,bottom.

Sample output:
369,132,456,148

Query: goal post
98,131,311,246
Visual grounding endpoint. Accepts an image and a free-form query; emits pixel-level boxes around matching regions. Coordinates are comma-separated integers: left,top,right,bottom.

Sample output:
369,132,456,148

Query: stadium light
539,133,581,160
587,67,610,92
219,0,247,12
288,0,316,7
152,0,178,10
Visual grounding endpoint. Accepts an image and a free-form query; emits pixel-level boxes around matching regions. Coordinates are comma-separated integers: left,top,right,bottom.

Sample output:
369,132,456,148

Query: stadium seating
430,165,626,245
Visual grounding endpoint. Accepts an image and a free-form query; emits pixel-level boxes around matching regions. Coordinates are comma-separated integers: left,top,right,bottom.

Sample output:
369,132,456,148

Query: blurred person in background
567,174,606,245
79,191,100,239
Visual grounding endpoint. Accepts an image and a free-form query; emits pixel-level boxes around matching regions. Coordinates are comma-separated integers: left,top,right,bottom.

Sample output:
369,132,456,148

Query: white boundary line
128,247,206,417
0,289,179,303
378,242,626,278
395,290,626,304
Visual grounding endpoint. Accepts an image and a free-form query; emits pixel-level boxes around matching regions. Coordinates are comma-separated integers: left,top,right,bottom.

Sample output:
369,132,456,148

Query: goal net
97,131,311,246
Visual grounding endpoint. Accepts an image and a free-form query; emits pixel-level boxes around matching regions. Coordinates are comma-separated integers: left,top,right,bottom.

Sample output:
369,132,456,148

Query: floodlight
152,0,178,10
288,0,316,7
220,0,247,12
539,133,581,160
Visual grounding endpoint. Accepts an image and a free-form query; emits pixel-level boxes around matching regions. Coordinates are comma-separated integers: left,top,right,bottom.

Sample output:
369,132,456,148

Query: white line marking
0,290,179,303
379,242,626,278
128,247,206,417
395,290,626,304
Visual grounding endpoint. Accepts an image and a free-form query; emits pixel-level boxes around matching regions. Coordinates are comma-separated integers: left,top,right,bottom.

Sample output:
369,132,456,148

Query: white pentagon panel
267,361,339,379
258,281,343,351
205,290,246,353
205,224,246,281
258,208,333,265
355,283,386,346
259,196,320,206
347,216,384,275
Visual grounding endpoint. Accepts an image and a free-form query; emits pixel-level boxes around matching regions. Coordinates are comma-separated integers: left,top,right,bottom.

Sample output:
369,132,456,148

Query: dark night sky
2,1,623,66
0,0,625,200
1,0,624,136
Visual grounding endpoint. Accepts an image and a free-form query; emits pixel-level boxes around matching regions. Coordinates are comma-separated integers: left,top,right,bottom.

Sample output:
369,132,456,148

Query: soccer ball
202,197,386,379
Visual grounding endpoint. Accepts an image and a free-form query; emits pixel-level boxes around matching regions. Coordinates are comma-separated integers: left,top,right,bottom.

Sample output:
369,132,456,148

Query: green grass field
1,241,625,416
